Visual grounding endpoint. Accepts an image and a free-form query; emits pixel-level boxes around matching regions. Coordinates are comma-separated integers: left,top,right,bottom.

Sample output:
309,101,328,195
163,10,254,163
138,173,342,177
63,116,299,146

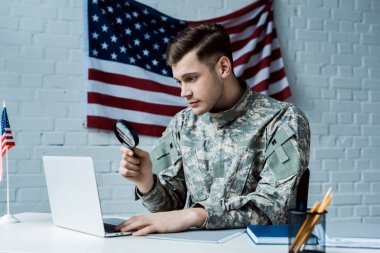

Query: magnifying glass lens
114,120,139,149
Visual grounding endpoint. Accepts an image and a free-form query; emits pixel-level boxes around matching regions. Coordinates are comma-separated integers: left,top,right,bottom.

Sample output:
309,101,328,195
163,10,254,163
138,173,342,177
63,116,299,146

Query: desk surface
0,213,378,253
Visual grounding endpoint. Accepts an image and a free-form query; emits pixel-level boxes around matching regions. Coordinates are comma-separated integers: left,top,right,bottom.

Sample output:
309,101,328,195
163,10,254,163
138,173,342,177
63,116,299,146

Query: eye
175,79,182,86
186,76,197,83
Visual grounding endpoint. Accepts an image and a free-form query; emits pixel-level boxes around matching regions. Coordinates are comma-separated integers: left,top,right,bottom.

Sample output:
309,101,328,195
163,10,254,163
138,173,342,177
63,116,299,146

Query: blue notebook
246,224,317,245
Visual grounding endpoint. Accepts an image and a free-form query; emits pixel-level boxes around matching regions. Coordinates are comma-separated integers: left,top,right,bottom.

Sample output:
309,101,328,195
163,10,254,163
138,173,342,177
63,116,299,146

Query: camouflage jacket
136,83,310,229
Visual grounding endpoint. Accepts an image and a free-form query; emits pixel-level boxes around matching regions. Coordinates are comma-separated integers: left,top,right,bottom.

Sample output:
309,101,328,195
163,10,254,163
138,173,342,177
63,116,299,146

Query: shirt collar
205,80,250,128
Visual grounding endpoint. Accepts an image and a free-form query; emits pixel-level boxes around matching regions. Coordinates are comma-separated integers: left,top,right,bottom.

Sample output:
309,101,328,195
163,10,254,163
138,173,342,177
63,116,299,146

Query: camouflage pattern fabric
135,81,310,229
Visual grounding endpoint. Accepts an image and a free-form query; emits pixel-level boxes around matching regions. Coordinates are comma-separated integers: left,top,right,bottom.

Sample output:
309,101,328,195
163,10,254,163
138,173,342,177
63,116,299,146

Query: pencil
292,192,333,253
288,201,320,252
293,194,332,253
289,188,333,253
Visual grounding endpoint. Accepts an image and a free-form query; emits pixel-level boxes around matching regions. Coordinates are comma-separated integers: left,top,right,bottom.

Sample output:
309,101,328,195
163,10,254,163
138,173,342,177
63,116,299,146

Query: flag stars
88,4,193,78
101,42,108,50
125,28,132,35
101,25,108,32
144,33,151,40
92,32,99,39
92,14,99,22
142,49,149,56
134,39,141,46
110,35,118,42
120,46,127,53
134,23,142,30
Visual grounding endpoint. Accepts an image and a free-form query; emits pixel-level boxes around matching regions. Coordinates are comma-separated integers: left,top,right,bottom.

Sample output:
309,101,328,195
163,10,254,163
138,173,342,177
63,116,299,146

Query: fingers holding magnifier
119,168,140,177
120,159,139,171
122,153,140,165
119,163,140,178
120,145,134,156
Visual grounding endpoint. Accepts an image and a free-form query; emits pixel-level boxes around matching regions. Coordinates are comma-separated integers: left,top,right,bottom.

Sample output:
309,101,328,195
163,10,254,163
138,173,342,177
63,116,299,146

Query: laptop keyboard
104,223,118,233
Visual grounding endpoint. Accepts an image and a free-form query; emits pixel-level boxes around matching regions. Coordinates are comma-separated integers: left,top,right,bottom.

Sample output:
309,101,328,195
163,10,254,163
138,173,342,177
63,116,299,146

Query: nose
180,85,192,98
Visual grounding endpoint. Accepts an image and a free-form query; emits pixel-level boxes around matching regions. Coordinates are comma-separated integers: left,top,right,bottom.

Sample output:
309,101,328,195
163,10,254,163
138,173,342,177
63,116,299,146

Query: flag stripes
1,105,16,181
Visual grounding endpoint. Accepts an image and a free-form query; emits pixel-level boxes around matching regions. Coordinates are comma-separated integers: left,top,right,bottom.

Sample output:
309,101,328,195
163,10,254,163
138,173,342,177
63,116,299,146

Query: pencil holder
287,209,327,253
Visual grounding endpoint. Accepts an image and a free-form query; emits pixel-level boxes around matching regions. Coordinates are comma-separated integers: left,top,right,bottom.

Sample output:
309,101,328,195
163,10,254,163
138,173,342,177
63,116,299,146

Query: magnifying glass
114,119,139,149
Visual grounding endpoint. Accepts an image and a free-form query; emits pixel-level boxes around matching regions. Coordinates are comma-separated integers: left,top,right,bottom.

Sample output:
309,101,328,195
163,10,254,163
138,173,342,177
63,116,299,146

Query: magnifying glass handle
131,148,141,158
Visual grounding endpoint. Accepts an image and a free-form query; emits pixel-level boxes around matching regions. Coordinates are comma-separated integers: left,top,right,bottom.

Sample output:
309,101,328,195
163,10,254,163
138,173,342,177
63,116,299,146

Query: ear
217,56,232,79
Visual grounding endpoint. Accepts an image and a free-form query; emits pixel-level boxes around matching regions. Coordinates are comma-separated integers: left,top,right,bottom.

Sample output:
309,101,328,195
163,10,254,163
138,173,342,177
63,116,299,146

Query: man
116,24,310,236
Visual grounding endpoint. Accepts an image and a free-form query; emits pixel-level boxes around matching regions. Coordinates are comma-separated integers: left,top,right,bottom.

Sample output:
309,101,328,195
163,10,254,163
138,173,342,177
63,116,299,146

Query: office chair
295,168,310,212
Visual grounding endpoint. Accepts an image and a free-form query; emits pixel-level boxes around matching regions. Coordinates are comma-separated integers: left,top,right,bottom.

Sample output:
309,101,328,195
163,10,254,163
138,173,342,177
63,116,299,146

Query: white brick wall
0,0,379,222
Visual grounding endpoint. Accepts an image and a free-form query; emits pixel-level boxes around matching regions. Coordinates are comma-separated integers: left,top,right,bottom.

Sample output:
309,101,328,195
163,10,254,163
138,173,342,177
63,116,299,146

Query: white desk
0,213,378,253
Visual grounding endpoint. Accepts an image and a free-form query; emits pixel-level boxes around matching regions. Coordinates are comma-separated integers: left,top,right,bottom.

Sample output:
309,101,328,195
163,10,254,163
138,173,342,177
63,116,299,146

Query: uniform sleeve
195,105,310,229
135,114,187,212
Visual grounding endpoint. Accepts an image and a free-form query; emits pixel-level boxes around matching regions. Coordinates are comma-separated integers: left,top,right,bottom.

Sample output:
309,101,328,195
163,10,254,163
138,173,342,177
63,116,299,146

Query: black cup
288,209,327,253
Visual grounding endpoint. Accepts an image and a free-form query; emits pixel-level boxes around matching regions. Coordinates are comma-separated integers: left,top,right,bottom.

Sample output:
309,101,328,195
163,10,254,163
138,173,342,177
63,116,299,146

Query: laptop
42,156,132,237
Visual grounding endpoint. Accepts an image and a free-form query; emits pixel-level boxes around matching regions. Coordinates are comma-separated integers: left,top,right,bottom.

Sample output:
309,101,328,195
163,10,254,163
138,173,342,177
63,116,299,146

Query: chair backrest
296,168,310,211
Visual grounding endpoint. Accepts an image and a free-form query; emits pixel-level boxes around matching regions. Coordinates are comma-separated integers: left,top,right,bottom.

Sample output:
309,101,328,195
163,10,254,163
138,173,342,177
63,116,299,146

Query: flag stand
0,105,19,224
0,214,19,224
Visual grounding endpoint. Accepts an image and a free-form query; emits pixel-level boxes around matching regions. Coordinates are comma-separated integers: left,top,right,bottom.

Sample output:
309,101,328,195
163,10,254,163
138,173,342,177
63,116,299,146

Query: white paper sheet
146,229,245,244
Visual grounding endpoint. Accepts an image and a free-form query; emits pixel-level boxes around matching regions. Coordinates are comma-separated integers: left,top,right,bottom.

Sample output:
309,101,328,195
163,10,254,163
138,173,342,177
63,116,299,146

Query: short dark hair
166,23,233,69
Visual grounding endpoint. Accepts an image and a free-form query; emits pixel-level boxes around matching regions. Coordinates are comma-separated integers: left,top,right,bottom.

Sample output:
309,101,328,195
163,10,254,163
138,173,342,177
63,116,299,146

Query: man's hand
116,208,208,236
119,146,154,194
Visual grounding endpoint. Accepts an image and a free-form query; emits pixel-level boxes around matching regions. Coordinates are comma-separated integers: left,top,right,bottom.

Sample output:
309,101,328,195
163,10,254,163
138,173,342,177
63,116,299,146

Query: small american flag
1,103,16,181
84,0,291,137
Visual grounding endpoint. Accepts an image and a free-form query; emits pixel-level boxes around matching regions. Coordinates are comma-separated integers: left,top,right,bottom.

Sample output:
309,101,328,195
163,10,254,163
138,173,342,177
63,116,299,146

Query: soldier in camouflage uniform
116,23,310,235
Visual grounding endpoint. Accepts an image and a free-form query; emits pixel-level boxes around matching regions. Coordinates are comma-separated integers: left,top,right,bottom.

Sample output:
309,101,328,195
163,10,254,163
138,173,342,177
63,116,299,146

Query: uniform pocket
150,131,181,174
180,140,210,202
224,147,255,199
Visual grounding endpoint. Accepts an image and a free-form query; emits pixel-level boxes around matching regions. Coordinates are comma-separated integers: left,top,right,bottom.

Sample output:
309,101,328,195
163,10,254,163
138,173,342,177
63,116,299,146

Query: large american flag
1,104,16,181
84,0,291,137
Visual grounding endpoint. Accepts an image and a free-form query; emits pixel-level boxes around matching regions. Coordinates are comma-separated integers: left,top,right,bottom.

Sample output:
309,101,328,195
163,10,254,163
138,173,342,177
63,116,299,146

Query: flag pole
0,101,19,224
6,147,11,215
